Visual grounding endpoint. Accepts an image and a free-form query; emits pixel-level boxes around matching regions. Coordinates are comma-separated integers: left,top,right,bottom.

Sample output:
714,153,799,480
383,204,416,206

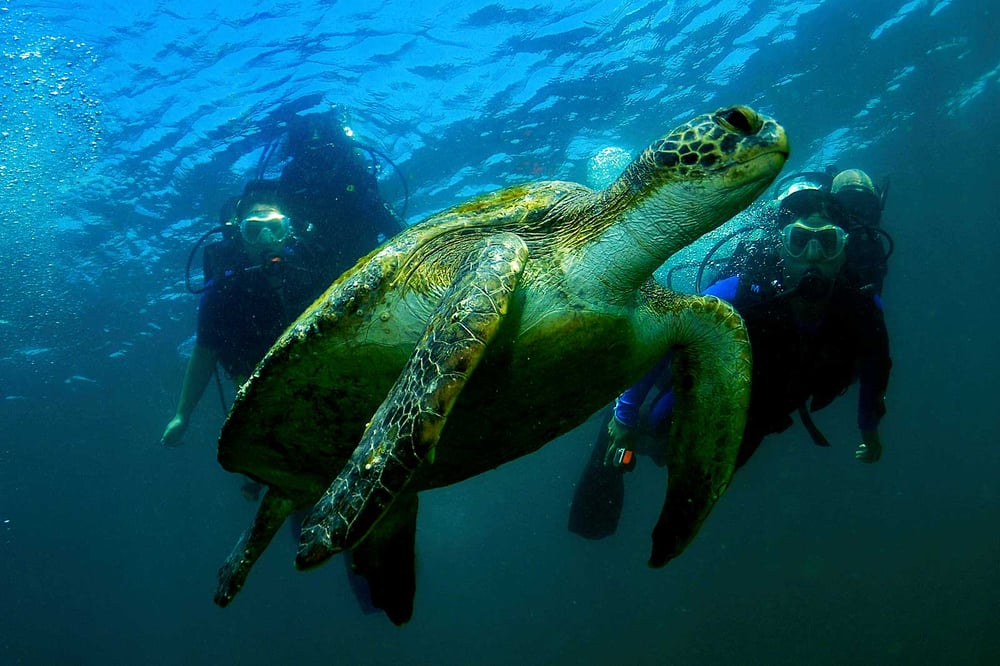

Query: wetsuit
198,147,401,380
843,226,890,295
279,144,402,269
197,237,330,379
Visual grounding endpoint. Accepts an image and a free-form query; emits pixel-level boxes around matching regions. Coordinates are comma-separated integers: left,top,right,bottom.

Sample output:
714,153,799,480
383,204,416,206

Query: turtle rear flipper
348,492,419,626
647,294,751,567
215,488,296,606
296,233,529,569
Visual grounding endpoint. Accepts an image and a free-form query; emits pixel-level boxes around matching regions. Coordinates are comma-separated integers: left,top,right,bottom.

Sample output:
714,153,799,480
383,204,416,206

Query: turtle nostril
716,106,761,135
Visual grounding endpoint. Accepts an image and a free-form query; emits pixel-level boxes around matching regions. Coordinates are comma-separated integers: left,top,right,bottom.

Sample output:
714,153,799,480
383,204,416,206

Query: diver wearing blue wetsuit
569,170,892,539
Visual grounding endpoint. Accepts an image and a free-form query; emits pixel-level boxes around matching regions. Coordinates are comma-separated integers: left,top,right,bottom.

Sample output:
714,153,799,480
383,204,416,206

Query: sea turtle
214,105,789,624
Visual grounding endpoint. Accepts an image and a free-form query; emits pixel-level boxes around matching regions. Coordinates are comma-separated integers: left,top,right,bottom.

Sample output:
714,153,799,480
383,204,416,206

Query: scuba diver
278,109,404,272
832,168,891,294
568,169,893,540
159,110,404,449
159,109,407,617
159,180,327,451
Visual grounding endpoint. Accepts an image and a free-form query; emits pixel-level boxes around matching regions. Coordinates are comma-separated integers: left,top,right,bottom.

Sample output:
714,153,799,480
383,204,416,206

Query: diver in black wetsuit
569,170,893,539
160,111,403,449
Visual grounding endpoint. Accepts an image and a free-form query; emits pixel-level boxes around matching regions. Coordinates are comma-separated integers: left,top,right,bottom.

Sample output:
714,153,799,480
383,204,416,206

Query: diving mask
781,220,848,261
240,210,291,247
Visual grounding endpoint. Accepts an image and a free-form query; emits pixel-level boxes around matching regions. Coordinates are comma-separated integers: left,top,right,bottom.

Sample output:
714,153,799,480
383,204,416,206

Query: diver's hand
160,415,188,448
604,417,637,470
855,430,882,464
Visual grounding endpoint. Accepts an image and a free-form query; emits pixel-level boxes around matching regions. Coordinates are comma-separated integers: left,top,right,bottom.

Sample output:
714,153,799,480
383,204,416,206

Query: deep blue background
1,1,997,663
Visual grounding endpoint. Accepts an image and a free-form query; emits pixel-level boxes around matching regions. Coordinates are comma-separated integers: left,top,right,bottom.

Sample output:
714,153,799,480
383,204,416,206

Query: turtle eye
715,107,760,135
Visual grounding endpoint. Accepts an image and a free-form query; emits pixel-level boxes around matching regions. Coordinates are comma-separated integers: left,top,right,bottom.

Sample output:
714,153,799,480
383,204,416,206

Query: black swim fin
348,492,418,626
568,409,625,539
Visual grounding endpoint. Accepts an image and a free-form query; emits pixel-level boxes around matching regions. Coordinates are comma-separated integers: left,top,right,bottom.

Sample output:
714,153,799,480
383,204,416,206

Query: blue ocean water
1,1,997,663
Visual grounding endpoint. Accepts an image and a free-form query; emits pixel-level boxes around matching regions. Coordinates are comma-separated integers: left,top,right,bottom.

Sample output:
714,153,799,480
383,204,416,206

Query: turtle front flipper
214,487,296,606
296,232,529,570
648,294,751,567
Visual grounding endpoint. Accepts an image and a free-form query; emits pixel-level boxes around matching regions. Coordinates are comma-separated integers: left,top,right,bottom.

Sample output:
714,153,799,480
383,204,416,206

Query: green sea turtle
214,105,789,624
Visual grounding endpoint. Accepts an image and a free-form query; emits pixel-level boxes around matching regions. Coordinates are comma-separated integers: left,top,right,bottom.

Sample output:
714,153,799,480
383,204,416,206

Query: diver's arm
606,274,741,467
855,297,891,463
176,342,218,420
160,343,218,447
605,354,668,467
856,429,882,463
613,363,663,428
704,275,740,303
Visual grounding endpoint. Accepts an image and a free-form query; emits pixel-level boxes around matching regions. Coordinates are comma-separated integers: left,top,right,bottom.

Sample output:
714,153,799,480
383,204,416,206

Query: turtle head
634,105,788,226
646,106,788,179
586,106,787,296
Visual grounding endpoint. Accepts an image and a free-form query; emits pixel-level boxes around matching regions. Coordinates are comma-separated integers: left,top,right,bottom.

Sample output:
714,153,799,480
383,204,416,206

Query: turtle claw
647,521,683,569
214,558,244,607
295,517,342,570
294,477,357,569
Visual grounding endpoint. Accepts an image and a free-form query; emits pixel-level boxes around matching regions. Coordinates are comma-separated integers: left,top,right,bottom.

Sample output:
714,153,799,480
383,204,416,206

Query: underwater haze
2,1,998,664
